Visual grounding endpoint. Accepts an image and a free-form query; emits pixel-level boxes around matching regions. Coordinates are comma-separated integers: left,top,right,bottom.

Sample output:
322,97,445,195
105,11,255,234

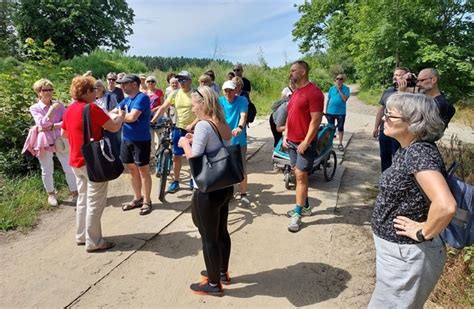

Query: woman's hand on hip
393,216,424,241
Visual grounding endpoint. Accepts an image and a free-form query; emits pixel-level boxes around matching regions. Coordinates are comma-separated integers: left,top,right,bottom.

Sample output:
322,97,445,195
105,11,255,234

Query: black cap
116,74,140,85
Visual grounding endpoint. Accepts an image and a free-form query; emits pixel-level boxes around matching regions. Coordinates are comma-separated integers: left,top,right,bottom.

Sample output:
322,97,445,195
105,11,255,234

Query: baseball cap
117,74,141,85
222,80,236,90
177,71,192,81
145,75,157,82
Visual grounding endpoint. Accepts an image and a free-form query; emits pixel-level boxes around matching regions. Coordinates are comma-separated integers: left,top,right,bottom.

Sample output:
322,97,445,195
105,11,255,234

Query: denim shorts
325,114,346,132
172,127,188,156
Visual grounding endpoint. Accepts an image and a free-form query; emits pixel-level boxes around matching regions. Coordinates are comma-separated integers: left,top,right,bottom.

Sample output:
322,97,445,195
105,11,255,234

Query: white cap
222,80,236,90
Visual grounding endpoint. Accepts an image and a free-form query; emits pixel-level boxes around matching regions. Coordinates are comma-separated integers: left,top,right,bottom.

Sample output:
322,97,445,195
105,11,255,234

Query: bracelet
238,125,244,130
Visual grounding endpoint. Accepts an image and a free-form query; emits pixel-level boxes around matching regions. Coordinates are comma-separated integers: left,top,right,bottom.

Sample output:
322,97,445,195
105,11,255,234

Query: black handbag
189,121,244,193
81,104,124,182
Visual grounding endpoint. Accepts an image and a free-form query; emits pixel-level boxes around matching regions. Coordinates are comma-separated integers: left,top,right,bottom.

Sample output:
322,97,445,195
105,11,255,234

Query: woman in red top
145,75,165,153
62,76,124,253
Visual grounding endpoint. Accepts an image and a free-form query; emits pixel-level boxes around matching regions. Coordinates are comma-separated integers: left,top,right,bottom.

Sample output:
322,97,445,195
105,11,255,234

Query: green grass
0,170,69,231
357,88,382,106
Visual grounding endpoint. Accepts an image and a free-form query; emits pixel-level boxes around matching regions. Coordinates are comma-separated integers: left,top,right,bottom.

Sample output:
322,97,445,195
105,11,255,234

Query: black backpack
247,101,257,124
241,91,256,124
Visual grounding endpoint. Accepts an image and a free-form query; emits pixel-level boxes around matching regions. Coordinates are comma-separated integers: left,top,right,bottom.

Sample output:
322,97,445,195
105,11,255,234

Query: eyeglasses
417,77,432,83
193,88,204,98
107,78,116,81
335,78,344,81
383,109,404,121
41,88,53,92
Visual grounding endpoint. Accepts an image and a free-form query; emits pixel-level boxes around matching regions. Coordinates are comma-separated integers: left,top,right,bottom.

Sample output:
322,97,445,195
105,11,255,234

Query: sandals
122,197,143,211
338,144,344,151
139,201,152,216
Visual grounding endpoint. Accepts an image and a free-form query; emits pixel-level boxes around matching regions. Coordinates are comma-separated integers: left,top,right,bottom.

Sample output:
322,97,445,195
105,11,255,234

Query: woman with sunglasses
325,74,350,151
146,75,164,153
29,78,78,206
369,92,456,308
178,86,233,296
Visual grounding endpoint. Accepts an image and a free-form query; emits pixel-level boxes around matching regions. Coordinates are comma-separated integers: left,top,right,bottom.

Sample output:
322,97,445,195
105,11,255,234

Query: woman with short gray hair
369,92,456,308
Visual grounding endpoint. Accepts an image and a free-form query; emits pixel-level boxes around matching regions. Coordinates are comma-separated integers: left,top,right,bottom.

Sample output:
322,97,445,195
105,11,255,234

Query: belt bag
81,104,124,182
189,121,244,193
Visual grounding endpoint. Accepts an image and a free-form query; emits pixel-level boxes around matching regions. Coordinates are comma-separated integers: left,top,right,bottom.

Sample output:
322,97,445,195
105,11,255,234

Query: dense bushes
62,49,147,79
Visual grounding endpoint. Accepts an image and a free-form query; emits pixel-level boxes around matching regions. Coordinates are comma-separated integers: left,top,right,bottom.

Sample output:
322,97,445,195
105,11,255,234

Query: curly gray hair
386,93,445,142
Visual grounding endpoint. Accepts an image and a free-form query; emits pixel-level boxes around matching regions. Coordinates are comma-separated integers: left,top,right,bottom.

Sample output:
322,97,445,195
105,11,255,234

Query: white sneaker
240,195,251,207
288,214,301,232
48,195,58,207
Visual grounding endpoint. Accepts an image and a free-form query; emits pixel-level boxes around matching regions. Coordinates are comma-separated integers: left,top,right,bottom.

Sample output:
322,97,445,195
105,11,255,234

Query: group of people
273,61,457,307
24,59,459,304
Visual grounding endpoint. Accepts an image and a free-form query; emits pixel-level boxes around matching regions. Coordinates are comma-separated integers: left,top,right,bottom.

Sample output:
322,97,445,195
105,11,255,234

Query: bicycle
151,117,173,202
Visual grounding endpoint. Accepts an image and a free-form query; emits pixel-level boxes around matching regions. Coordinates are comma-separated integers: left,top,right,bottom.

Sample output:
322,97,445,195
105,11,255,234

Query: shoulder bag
81,104,124,182
188,121,244,193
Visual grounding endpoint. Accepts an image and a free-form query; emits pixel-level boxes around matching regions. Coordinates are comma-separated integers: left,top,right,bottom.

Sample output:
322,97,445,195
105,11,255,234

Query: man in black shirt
233,64,251,93
373,67,413,172
416,68,455,129
107,72,125,103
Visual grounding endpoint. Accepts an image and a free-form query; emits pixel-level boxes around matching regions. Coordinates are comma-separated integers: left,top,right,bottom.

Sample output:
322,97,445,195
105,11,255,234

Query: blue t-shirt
327,85,350,115
119,92,151,141
219,95,248,147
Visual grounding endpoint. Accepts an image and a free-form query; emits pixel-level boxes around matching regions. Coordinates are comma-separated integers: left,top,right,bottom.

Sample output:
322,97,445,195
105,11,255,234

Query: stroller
272,123,337,189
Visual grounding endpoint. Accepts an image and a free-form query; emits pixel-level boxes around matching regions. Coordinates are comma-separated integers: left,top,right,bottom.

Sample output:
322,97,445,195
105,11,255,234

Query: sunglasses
146,80,156,83
335,78,344,81
108,78,116,81
41,88,53,92
178,78,189,83
193,88,204,98
383,109,404,121
233,69,241,72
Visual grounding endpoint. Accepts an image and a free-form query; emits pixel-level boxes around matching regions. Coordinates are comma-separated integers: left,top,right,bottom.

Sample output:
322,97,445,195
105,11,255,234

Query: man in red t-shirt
283,60,324,233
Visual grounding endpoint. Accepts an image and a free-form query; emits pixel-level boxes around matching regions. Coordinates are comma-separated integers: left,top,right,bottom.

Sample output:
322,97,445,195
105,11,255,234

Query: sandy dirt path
1,90,471,308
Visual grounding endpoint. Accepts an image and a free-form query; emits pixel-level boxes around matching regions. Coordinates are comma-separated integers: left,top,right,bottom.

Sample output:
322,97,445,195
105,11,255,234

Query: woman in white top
178,86,233,296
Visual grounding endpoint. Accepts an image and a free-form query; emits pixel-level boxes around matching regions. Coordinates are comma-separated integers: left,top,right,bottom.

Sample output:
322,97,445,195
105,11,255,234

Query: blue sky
126,0,305,68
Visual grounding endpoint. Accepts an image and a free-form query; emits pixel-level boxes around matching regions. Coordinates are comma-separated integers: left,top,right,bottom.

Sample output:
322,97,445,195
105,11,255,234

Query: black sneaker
200,270,231,285
190,279,223,296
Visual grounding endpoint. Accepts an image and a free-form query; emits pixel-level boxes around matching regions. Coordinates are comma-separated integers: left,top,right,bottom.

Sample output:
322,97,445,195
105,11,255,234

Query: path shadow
102,230,201,259
228,262,351,307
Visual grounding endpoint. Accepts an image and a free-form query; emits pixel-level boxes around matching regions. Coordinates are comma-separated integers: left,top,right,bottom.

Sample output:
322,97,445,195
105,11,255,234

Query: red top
286,82,324,142
148,89,164,109
62,101,110,168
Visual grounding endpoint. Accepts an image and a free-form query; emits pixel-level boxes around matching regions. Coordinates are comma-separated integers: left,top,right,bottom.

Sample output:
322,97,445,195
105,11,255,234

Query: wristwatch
238,125,244,130
416,229,426,242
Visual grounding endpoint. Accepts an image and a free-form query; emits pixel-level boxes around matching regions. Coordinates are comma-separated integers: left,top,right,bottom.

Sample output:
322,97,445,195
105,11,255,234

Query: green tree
13,0,134,59
293,0,474,102
0,0,18,57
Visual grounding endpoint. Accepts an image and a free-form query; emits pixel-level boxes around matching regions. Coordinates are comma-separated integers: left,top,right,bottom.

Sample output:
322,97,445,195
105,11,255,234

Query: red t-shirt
286,82,324,142
148,89,164,109
62,101,110,168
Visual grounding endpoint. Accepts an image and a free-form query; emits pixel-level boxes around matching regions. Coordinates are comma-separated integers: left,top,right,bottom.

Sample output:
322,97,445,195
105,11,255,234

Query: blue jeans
378,128,400,172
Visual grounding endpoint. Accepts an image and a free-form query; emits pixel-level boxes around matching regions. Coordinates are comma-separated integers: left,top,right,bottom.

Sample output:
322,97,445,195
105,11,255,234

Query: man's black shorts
121,140,151,166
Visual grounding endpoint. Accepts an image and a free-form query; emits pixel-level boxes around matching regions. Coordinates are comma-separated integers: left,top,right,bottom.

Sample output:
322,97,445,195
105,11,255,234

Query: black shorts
121,140,151,166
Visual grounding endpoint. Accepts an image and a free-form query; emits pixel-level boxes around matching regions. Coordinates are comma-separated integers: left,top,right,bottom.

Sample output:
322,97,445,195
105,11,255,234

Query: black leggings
269,114,282,147
191,186,233,284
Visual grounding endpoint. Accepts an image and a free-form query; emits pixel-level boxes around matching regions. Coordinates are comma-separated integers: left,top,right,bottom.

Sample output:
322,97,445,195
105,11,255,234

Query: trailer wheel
323,150,337,181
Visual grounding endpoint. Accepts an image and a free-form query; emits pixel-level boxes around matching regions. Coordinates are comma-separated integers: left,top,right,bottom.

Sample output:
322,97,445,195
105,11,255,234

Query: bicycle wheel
323,150,337,181
159,149,171,202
